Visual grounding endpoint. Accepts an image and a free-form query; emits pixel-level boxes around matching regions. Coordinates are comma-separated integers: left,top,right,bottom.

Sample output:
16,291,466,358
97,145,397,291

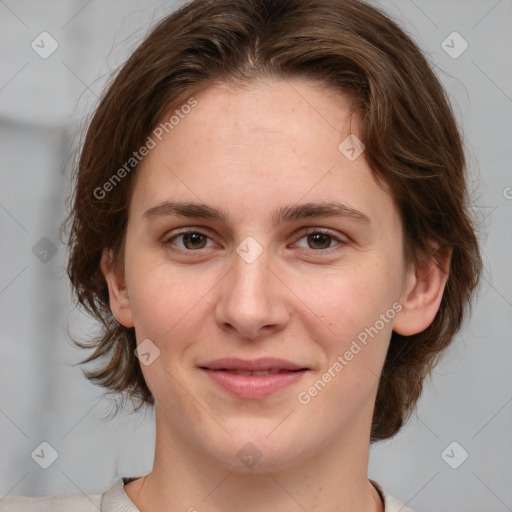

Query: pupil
309,233,330,249
185,233,206,249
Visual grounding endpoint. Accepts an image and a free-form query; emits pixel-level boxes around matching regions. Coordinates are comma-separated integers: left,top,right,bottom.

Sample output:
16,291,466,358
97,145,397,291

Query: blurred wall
0,1,511,510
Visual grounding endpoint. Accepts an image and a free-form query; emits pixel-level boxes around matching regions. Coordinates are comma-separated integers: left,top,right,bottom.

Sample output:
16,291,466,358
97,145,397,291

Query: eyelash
163,227,347,255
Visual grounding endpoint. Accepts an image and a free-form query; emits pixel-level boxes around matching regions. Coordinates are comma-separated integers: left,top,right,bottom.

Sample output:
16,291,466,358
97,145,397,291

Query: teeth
224,368,286,376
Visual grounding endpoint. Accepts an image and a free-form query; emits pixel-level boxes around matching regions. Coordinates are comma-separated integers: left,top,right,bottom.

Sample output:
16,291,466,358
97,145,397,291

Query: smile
199,357,309,399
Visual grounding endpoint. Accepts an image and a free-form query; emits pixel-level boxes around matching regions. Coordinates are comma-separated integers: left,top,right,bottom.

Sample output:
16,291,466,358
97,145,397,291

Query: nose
214,247,290,341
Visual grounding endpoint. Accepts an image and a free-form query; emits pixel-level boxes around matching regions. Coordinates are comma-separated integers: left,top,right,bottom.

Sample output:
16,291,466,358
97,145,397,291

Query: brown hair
64,0,482,442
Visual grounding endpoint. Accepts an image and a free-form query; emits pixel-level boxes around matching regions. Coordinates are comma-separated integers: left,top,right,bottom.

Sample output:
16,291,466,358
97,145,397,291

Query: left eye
294,231,343,250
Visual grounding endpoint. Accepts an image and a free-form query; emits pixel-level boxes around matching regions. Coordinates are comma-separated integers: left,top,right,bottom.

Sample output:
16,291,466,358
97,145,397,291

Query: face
103,79,433,473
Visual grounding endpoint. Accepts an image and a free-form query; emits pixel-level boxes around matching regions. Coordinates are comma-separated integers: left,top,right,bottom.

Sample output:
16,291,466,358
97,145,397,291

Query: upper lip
199,357,307,371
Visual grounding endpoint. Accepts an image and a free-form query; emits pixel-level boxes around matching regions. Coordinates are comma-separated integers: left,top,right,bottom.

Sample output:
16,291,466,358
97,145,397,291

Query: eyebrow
143,200,372,226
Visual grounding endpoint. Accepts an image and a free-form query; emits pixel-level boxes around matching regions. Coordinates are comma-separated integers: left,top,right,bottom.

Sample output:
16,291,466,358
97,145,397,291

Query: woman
1,0,482,510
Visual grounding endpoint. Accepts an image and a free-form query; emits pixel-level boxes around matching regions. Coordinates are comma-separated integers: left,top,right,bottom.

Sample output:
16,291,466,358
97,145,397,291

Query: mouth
199,358,309,399
209,368,299,376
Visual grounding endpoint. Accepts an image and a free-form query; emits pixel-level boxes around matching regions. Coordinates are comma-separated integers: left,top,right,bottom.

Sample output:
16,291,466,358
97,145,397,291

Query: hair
64,0,482,442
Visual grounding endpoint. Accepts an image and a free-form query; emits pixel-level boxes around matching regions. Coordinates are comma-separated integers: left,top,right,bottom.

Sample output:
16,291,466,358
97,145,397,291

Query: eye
164,230,216,251
163,228,347,254
294,229,346,251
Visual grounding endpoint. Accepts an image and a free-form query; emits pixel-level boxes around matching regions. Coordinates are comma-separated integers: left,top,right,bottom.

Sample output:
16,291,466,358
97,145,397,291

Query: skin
101,78,450,511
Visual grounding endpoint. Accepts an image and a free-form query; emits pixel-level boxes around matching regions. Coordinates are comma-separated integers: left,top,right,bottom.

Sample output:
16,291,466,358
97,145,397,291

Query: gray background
0,1,511,511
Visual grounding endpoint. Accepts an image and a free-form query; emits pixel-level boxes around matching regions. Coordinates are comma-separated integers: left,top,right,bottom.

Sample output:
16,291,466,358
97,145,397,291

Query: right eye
164,229,217,251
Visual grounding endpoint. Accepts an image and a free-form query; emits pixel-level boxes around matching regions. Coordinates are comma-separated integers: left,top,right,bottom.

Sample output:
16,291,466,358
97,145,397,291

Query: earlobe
100,248,134,328
393,245,451,336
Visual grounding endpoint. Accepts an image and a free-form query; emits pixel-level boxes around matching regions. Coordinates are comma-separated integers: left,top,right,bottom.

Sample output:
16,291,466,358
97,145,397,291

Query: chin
202,429,312,475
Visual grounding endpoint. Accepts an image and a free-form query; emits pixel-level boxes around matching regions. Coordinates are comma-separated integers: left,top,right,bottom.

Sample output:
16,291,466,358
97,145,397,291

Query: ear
100,248,134,328
393,245,451,336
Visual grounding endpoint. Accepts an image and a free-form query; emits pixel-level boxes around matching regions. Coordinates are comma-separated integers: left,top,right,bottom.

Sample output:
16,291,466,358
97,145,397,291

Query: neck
125,405,384,512
125,406,384,512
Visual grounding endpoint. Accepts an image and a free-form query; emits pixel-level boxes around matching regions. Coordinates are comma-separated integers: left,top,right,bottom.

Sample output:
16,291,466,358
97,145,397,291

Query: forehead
130,79,400,233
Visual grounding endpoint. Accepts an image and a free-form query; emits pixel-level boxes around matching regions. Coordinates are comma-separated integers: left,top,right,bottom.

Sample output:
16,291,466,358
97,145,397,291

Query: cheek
296,274,395,421
303,263,396,342
298,265,399,409
124,241,198,336
124,253,222,374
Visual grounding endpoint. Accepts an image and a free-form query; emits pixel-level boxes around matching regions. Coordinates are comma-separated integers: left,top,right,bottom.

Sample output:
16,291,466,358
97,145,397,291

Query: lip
199,357,308,399
200,357,306,372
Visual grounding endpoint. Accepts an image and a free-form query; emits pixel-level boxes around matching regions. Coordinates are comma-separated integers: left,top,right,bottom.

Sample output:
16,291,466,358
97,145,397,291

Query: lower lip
202,369,307,399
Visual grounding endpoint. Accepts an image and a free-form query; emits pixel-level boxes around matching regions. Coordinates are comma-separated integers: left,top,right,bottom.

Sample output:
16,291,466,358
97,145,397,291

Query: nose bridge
229,245,273,308
215,242,287,338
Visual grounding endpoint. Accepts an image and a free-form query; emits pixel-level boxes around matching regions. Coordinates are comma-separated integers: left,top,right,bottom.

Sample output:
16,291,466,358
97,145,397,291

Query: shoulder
370,479,416,512
0,477,141,512
0,494,102,512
